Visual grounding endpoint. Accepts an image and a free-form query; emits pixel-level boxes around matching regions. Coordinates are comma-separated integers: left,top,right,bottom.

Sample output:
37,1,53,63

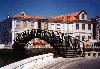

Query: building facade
0,12,40,45
0,10,99,46
45,10,95,41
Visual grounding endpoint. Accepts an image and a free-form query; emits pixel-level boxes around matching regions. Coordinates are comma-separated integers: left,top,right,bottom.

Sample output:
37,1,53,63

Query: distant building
99,25,100,41
0,10,99,46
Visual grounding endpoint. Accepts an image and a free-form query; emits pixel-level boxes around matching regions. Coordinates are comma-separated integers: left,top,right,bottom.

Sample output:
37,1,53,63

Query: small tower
21,12,25,16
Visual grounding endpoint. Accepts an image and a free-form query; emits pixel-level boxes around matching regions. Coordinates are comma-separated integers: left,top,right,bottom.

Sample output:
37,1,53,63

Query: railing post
67,35,70,47
61,33,64,41
74,37,76,49
82,43,85,57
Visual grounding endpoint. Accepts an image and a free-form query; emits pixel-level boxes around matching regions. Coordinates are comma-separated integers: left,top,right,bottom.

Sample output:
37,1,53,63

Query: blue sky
0,0,100,22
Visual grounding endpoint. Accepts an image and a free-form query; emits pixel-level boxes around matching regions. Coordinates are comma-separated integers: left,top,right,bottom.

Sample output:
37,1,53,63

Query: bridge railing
65,35,85,57
0,53,54,69
13,29,85,57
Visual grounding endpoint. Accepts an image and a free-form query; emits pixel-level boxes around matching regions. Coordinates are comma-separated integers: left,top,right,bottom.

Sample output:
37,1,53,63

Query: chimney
7,15,10,18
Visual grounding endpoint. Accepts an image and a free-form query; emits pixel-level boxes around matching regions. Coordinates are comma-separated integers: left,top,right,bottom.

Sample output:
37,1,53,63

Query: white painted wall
63,23,68,33
68,24,73,33
60,23,69,33
49,23,68,33
73,23,93,40
34,22,38,29
60,23,63,33
11,20,15,44
48,22,51,30
73,23,93,34
50,23,56,30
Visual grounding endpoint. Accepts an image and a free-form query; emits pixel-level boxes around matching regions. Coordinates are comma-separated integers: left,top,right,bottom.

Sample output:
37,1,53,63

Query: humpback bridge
12,29,85,58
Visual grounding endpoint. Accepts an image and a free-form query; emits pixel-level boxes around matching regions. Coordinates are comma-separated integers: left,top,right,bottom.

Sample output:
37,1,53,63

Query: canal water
0,48,59,67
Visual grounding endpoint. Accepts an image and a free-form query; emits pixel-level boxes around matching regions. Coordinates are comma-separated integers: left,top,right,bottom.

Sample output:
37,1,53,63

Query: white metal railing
85,52,100,57
0,53,54,69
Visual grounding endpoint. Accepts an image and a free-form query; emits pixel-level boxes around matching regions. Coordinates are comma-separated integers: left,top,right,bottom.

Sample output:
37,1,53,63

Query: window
16,20,20,22
16,24,20,29
88,36,91,40
82,14,84,19
24,22,27,28
76,24,79,29
82,36,85,41
23,21,26,22
16,23,20,29
88,24,91,30
82,24,85,30
38,22,41,29
57,24,60,26
51,24,54,25
57,28,60,29
31,24,34,29
45,23,48,29
76,36,79,39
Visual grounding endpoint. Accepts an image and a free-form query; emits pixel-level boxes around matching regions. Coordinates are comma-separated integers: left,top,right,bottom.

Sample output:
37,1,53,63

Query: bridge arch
12,29,84,57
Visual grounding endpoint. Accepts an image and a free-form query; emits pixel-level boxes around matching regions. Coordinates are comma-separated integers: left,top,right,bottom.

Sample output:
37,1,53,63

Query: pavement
36,57,100,69
63,57,100,69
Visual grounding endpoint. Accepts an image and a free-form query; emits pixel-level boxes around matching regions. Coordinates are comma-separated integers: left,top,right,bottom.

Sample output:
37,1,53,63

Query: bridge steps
66,50,80,58
59,49,80,58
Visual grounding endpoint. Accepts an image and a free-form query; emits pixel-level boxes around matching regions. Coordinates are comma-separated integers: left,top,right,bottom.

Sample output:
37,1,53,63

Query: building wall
0,11,97,45
44,21,93,41
0,18,94,45
73,23,93,34
66,23,73,33
73,22,93,41
50,23,56,31
11,19,37,44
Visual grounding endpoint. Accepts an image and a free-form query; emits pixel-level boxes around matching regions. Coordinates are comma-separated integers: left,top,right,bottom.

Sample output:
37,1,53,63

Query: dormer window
82,14,84,19
79,10,87,20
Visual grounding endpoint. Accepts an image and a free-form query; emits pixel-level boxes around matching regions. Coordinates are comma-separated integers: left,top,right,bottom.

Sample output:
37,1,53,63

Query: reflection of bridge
12,29,85,57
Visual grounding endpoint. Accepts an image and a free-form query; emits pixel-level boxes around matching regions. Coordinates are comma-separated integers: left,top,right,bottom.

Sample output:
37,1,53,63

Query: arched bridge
12,29,85,58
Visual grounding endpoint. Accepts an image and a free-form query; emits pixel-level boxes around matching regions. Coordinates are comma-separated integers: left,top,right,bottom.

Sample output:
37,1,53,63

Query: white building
0,12,39,45
0,10,98,46
46,10,94,41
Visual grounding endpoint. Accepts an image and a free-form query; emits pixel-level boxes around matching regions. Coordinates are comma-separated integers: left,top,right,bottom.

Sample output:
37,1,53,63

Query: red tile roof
12,11,93,22
46,12,80,21
13,13,42,19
